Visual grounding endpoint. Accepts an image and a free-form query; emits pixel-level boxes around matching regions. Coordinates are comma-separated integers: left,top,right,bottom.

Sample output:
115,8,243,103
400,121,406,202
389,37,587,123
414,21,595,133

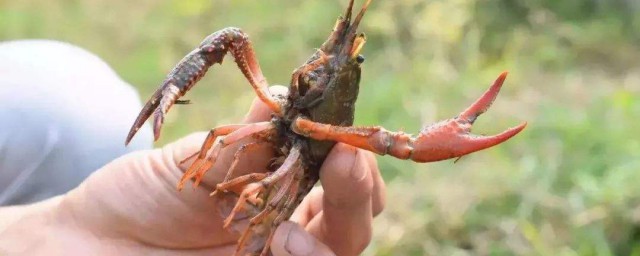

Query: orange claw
292,72,526,163
459,71,508,123
410,71,527,162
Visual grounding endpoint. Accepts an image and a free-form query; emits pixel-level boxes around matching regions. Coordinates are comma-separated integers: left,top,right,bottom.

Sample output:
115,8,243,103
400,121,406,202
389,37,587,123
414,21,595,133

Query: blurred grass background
2,0,640,255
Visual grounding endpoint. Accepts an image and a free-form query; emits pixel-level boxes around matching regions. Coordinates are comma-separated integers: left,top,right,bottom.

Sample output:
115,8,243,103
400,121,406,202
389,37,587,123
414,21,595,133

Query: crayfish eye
356,54,365,64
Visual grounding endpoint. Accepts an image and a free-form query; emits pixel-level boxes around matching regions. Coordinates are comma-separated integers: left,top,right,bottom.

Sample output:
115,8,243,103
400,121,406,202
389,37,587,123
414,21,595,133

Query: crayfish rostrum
125,0,527,255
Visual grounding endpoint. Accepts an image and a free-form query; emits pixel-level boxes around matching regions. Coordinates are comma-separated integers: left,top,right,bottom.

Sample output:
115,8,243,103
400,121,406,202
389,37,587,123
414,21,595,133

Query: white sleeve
0,40,153,205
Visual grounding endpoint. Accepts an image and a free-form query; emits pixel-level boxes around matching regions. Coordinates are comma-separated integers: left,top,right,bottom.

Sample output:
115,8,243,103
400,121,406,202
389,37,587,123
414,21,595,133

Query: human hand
0,86,385,256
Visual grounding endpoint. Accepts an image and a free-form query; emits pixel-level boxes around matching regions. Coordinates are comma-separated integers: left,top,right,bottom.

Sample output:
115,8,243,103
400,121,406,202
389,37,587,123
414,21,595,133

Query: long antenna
349,0,372,33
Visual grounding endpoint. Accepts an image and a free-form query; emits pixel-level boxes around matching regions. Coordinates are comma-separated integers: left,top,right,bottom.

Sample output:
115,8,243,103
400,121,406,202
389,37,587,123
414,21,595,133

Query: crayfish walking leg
214,144,303,256
292,72,527,162
178,122,276,190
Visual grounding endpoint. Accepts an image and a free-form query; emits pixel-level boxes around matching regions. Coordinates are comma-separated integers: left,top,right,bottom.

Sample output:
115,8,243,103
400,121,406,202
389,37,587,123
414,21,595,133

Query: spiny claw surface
459,71,508,123
411,72,526,162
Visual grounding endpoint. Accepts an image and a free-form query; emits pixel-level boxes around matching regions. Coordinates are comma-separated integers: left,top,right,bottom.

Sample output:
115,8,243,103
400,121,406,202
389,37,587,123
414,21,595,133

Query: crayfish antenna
321,0,372,54
349,0,372,34
338,0,372,59
344,0,355,21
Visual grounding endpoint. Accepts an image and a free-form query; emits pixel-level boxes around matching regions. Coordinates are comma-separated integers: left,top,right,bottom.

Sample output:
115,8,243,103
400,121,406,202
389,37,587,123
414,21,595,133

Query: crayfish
125,0,527,255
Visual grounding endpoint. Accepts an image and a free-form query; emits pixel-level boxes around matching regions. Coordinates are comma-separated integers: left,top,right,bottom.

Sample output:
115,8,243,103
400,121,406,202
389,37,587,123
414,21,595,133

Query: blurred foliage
2,0,639,255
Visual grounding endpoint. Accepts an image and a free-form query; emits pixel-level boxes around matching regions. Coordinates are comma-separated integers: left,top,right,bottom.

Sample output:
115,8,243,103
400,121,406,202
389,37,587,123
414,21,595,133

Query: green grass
2,0,639,255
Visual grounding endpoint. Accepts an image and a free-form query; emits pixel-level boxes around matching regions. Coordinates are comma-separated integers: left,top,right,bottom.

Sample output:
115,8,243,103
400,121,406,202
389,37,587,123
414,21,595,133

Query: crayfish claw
125,88,163,145
125,78,182,144
152,109,165,141
409,72,524,162
465,122,527,149
458,71,508,123
290,71,525,163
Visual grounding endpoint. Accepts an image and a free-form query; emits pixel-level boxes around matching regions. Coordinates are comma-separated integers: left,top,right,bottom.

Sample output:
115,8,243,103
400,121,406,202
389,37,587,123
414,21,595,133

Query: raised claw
459,71,508,123
411,72,527,162
125,87,163,145
125,27,282,146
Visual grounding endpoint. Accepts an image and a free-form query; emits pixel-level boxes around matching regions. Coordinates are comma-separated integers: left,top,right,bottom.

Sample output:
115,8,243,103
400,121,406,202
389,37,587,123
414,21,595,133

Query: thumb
271,221,336,256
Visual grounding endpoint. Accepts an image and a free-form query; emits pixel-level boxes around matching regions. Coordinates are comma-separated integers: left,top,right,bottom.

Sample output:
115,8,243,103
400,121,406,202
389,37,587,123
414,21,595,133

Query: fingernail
350,149,367,181
285,224,314,255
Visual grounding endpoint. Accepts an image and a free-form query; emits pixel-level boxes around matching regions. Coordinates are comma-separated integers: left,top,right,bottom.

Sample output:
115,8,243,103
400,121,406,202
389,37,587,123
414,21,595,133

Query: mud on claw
125,0,526,255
